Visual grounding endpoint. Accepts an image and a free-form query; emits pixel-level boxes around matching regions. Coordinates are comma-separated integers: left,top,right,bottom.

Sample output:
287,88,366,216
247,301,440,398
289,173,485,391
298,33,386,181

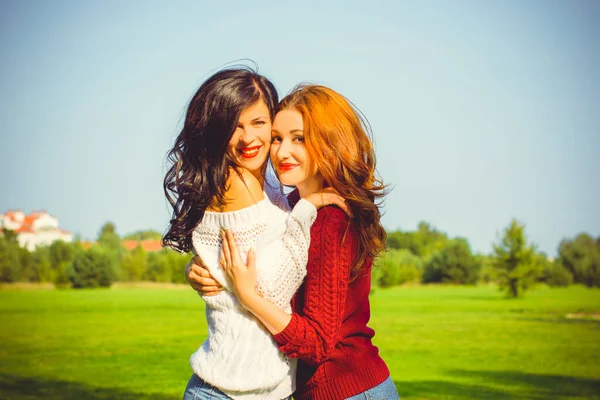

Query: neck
297,174,324,198
249,168,265,188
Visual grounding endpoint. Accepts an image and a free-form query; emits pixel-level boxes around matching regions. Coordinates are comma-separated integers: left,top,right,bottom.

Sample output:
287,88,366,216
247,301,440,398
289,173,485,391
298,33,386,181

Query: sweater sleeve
272,207,353,366
255,198,317,309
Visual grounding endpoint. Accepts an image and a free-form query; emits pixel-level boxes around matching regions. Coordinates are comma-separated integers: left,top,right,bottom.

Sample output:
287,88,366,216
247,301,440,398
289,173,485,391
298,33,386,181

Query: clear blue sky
1,0,598,256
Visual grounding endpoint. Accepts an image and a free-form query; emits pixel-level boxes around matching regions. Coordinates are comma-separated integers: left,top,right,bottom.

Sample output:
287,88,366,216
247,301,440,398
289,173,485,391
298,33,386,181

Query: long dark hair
162,67,278,253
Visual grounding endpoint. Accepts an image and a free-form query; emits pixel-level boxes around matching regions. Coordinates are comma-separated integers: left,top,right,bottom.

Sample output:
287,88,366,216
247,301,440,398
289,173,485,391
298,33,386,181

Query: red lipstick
239,146,261,159
278,163,298,171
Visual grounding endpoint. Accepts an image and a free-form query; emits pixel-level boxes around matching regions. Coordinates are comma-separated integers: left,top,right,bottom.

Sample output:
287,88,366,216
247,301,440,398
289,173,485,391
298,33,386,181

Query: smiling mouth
239,146,261,159
278,163,299,171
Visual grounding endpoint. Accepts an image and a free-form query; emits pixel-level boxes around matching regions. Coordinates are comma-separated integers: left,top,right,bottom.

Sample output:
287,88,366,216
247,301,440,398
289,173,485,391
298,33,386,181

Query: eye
271,135,282,143
254,120,266,127
293,136,304,143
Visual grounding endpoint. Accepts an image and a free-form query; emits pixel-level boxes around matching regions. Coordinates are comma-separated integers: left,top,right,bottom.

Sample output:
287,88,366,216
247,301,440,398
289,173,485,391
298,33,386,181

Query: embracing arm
189,189,349,303
185,257,223,295
254,198,316,308
223,207,353,366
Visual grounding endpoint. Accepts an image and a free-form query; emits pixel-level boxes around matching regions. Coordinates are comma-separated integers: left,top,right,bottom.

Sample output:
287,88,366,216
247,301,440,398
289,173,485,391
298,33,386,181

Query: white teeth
241,148,259,156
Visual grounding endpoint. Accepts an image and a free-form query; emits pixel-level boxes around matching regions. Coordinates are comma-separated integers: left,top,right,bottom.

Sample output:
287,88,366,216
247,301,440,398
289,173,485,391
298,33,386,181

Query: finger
201,285,223,293
189,282,204,291
191,264,210,278
186,272,203,289
201,287,223,296
198,276,222,287
185,260,193,279
339,200,352,217
219,251,226,270
221,230,232,267
247,247,256,272
226,230,242,266
331,194,353,217
219,255,228,276
193,255,205,267
187,268,200,283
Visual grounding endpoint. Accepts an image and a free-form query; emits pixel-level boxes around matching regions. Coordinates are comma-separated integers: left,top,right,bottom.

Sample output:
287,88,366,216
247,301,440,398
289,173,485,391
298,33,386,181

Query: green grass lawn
0,284,599,399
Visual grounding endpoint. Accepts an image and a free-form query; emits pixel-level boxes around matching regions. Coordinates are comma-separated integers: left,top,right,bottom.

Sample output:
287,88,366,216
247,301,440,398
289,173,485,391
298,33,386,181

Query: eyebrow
271,129,304,134
251,116,268,122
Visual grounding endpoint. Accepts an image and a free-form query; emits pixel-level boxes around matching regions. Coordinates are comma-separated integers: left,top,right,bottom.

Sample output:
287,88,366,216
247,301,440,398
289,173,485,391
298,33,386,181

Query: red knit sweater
273,203,390,400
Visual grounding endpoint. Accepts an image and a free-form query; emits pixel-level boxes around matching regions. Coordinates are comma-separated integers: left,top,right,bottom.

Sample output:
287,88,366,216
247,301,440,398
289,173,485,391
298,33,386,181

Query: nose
273,138,292,160
238,127,256,146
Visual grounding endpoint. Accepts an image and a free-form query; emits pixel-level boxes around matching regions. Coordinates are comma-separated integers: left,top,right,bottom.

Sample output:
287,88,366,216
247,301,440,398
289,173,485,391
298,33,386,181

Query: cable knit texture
189,182,316,400
273,203,390,400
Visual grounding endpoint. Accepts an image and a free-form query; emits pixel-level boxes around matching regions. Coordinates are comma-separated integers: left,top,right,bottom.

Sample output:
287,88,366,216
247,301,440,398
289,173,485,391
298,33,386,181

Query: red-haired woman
191,85,399,399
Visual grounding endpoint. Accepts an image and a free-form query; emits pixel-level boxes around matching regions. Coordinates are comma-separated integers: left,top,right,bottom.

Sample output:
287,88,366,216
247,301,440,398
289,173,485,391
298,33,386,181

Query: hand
185,256,223,296
305,187,352,217
220,229,258,307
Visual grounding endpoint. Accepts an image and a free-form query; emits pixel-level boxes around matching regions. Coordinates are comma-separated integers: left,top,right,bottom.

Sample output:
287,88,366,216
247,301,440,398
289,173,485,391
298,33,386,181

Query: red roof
4,211,21,222
23,215,39,225
3,210,57,229
79,240,163,252
15,225,34,233
122,239,163,252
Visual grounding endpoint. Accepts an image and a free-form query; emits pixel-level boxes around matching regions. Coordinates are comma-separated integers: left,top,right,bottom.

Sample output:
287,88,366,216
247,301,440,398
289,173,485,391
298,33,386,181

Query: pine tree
493,219,542,297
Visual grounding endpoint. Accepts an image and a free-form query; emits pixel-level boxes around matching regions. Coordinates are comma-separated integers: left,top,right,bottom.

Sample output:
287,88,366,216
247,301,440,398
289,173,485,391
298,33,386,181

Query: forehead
273,109,303,130
239,101,269,120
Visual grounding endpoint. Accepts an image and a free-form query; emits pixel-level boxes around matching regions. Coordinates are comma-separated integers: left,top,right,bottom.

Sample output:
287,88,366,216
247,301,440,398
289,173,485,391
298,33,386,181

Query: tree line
0,223,189,288
0,219,598,297
376,219,600,297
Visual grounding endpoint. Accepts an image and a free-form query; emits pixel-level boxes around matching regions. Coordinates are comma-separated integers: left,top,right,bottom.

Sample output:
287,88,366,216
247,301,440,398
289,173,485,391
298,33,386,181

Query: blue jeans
345,376,399,400
182,374,292,400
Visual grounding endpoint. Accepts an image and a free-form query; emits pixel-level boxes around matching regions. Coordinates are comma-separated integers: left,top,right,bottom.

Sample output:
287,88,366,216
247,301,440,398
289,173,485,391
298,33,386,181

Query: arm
186,195,341,301
189,189,347,307
254,198,316,308
237,189,350,308
190,169,264,292
185,257,222,296
222,208,353,366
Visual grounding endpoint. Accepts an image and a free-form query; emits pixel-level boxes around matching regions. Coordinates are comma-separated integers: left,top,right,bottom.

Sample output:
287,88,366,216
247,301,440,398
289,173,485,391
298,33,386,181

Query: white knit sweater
189,182,316,400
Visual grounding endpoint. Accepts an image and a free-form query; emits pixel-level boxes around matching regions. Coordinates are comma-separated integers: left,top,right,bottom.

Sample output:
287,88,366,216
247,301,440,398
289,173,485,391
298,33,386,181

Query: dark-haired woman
163,69,345,400
192,85,399,399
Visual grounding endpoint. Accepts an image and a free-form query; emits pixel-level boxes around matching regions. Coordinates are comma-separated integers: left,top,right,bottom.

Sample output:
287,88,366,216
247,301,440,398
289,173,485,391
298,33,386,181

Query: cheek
258,126,271,144
297,148,310,165
269,144,278,160
302,153,318,176
228,132,240,149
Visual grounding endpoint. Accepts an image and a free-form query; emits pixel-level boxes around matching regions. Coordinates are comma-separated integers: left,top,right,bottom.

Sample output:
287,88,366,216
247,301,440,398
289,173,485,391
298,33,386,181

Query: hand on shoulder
305,188,352,217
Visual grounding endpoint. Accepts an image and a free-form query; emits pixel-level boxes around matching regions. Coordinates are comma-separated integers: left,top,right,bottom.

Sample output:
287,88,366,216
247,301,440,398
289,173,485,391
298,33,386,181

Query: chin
278,175,302,187
240,160,266,175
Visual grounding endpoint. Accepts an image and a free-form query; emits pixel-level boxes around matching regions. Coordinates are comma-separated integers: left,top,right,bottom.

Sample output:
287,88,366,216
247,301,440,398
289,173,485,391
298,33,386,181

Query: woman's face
227,100,271,177
270,109,320,191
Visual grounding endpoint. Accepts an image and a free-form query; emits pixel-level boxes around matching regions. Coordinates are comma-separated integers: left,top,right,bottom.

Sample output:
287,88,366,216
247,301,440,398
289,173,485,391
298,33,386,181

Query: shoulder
314,206,351,235
208,168,264,212
311,207,357,271
227,168,263,195
316,205,349,222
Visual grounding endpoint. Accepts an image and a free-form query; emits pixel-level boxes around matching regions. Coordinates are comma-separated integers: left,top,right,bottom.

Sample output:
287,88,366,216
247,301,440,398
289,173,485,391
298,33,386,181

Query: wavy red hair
279,84,387,279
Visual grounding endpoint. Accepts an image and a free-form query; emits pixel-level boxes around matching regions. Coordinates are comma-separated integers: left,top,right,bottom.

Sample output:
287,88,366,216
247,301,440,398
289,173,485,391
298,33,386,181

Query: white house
0,210,73,251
